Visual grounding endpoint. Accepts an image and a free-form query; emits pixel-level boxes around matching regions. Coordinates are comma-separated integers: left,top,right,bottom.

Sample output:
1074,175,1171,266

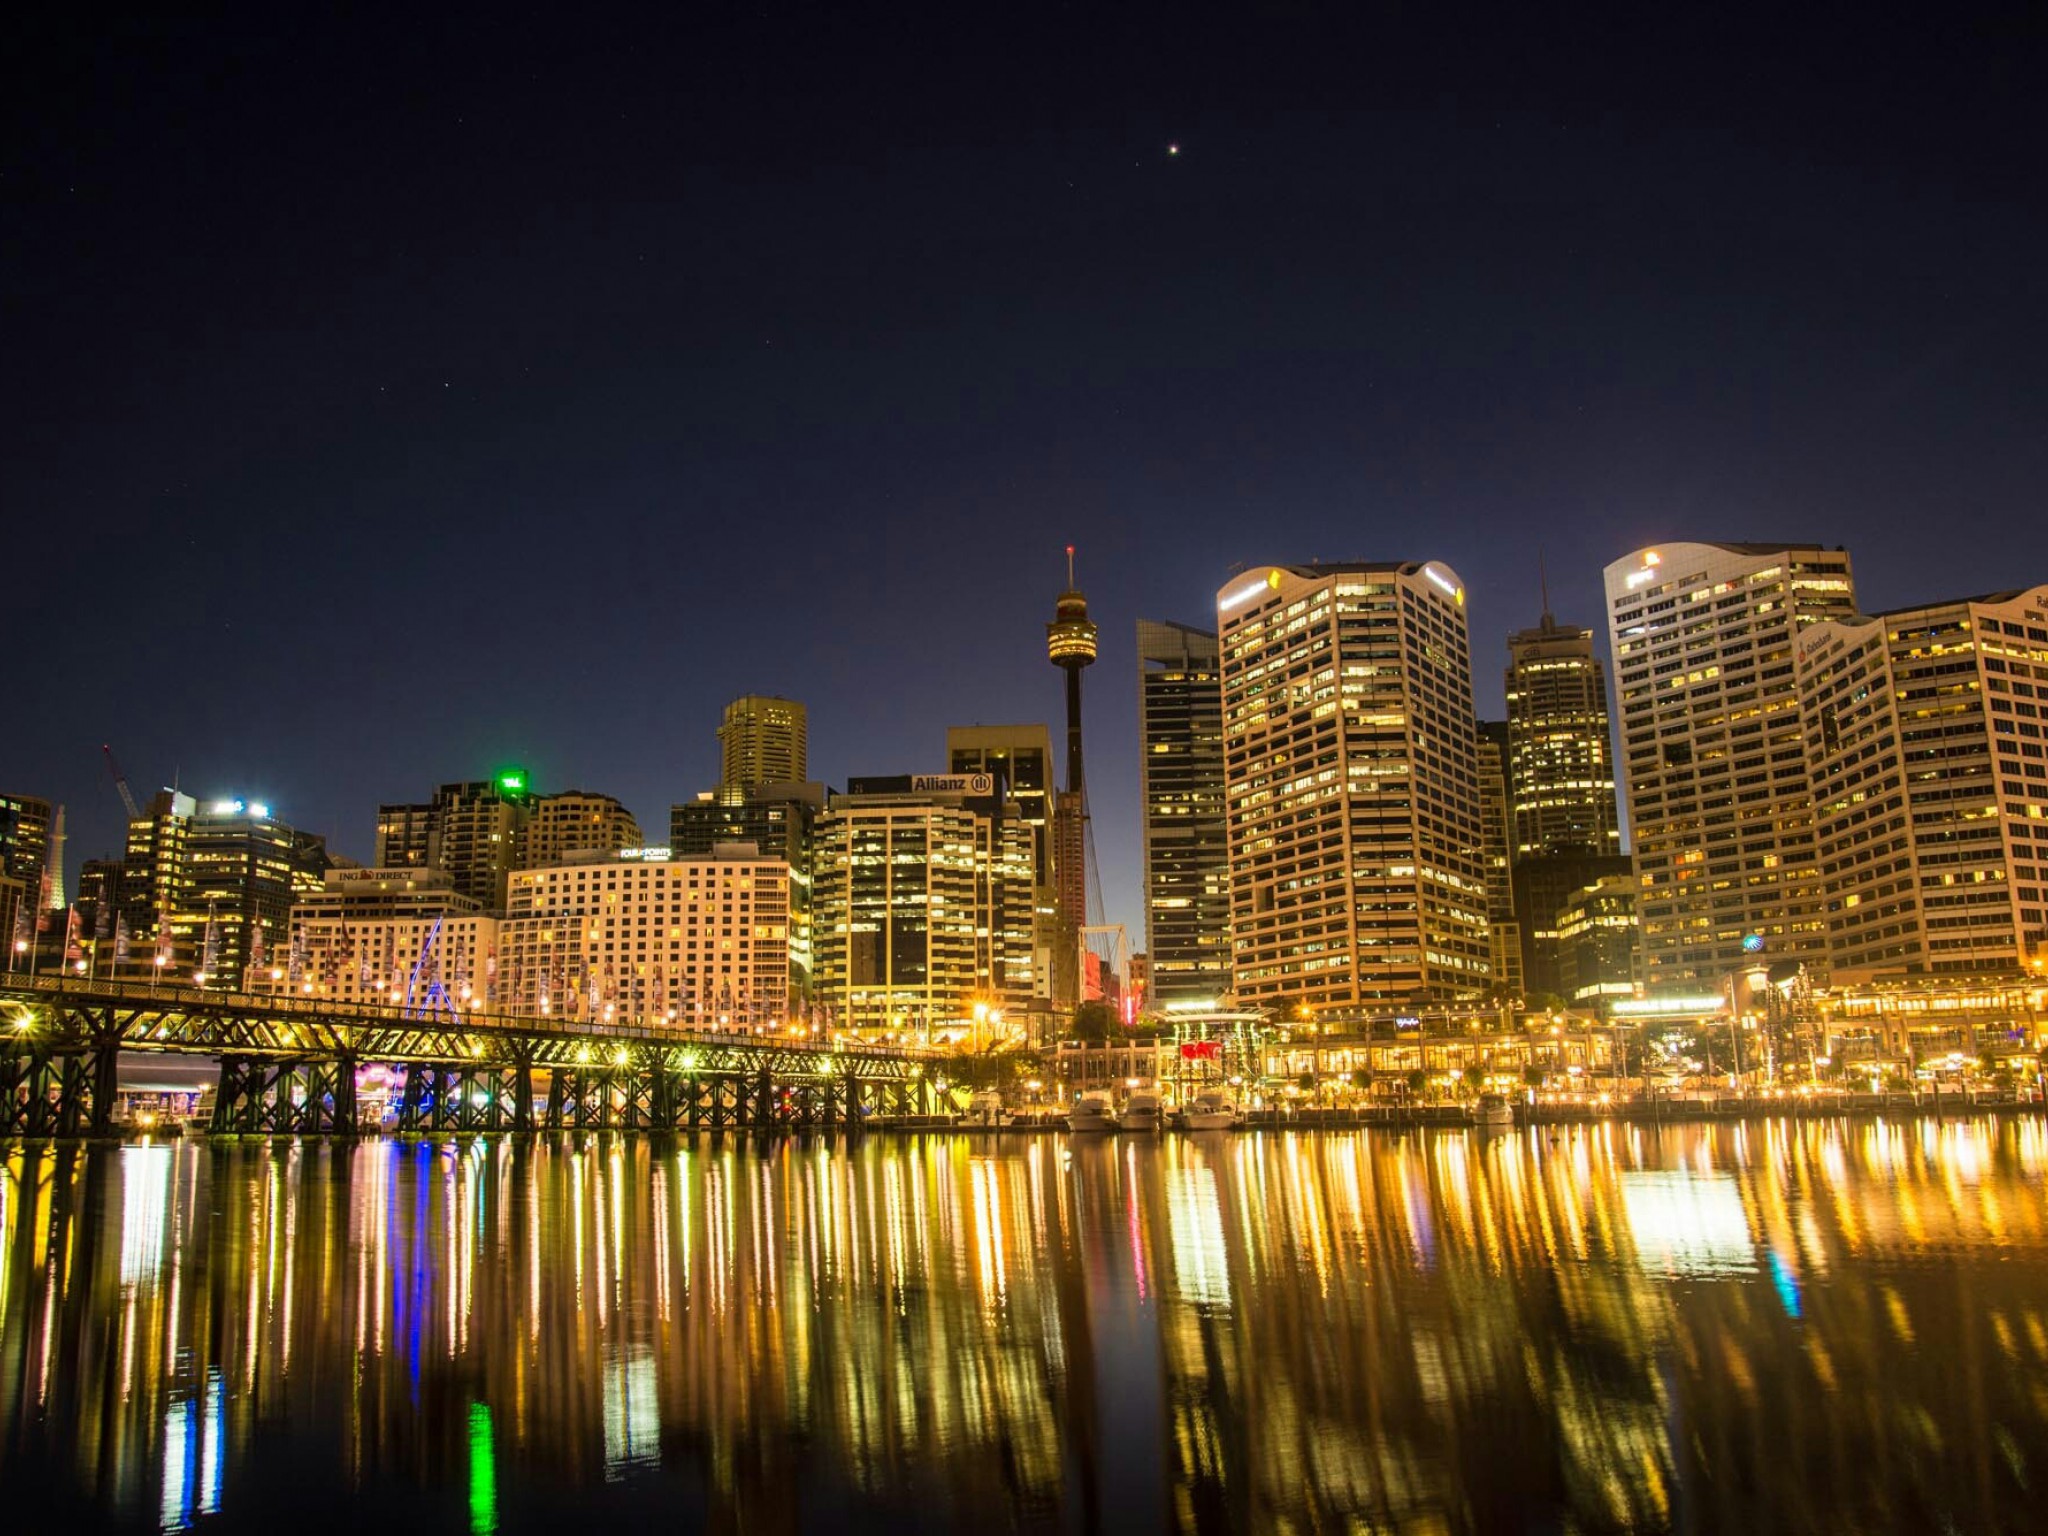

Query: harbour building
1795,585,2048,978
1137,620,1232,1005
288,868,495,1011
498,846,792,1026
520,791,642,868
812,776,1037,1036
1603,542,1857,990
1216,562,1491,1009
670,780,827,1001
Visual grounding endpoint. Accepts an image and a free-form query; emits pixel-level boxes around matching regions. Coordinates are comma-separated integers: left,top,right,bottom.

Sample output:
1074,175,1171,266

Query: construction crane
102,744,141,820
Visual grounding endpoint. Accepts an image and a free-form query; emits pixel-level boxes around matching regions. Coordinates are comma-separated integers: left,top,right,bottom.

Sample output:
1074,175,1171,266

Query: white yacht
1474,1092,1515,1131
1121,1088,1164,1133
962,1090,1010,1128
1177,1090,1241,1131
1065,1092,1120,1133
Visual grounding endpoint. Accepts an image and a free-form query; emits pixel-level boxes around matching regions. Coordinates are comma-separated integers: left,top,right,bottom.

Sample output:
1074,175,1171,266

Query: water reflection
4,1119,2047,1531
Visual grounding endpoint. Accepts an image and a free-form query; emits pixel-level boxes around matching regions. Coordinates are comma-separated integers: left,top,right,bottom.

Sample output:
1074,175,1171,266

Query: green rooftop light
498,771,526,794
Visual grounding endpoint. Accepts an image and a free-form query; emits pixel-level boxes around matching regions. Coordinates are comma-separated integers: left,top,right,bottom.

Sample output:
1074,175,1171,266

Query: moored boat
1177,1090,1241,1131
1121,1089,1164,1133
1065,1091,1120,1133
1474,1092,1515,1131
962,1090,1010,1128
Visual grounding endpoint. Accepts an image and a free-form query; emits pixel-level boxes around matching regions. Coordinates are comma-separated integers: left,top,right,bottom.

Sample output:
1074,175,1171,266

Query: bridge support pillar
333,1054,358,1132
510,1045,535,1132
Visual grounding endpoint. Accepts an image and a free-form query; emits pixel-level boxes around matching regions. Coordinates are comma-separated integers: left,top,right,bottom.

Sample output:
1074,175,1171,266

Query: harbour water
4,1119,2046,1532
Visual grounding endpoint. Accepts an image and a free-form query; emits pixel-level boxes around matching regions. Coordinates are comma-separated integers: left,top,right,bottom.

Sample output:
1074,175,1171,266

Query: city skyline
9,536,2046,952
11,9,2046,958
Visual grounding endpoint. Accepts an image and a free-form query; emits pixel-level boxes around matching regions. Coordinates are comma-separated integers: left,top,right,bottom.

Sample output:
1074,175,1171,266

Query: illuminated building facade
1476,721,1523,996
111,789,196,968
169,798,331,987
1137,620,1232,1004
812,778,1036,1034
499,846,791,1025
519,790,641,868
0,792,55,902
947,725,1058,1010
0,791,56,963
1796,584,2048,977
1603,542,1857,989
373,802,434,869
670,780,825,999
1554,875,1641,1010
1503,613,1621,858
288,868,495,1009
719,695,808,790
376,772,534,912
1216,562,1490,1007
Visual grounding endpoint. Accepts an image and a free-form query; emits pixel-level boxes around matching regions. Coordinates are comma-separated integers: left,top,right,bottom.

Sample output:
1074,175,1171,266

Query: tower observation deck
1046,547,1098,1013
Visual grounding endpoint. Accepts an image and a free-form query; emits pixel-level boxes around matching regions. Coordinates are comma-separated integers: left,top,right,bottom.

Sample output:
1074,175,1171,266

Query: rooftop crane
102,744,142,820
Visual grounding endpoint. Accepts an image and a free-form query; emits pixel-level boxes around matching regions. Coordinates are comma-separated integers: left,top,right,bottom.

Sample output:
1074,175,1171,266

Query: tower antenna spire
1066,543,1075,589
1539,548,1552,624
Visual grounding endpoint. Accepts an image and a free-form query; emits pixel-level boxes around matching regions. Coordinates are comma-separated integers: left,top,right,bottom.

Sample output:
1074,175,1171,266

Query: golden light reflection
0,1117,2044,1529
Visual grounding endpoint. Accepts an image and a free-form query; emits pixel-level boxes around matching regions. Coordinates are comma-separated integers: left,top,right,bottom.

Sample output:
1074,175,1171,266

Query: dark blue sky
8,4,2047,938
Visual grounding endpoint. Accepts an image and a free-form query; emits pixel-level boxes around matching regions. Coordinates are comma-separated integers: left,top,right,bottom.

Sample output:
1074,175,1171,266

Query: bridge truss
0,976,947,1138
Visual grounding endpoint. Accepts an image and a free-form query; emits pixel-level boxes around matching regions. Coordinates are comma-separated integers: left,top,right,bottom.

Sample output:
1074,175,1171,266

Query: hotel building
1603,542,1857,989
1216,562,1490,1008
520,790,642,867
288,868,496,1011
1796,585,2048,978
498,846,792,1026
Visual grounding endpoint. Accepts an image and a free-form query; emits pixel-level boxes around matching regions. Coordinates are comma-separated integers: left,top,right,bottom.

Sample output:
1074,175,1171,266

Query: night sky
9,5,2047,938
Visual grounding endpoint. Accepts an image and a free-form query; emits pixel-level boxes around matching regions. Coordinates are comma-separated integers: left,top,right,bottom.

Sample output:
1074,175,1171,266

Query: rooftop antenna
1066,543,1075,588
1538,549,1552,625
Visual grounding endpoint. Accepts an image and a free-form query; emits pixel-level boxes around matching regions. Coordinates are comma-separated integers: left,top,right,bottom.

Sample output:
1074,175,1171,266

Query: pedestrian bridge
0,975,950,1138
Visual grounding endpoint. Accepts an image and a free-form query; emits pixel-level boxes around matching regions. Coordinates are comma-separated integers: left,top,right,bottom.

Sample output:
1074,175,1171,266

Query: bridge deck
0,976,952,1137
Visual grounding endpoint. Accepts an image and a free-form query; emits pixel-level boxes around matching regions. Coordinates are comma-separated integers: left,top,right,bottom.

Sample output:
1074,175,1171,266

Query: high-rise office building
376,772,534,912
1504,612,1621,858
1137,620,1231,1004
1501,611,1625,993
171,797,330,987
1476,721,1523,996
719,695,808,790
1217,562,1490,1008
671,780,826,999
1603,542,1857,989
812,777,1037,1034
500,847,792,1025
948,726,1054,881
115,790,197,969
0,793,55,905
1796,585,2048,977
521,791,642,868
1555,875,1642,1011
1,792,56,963
948,725,1058,1013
